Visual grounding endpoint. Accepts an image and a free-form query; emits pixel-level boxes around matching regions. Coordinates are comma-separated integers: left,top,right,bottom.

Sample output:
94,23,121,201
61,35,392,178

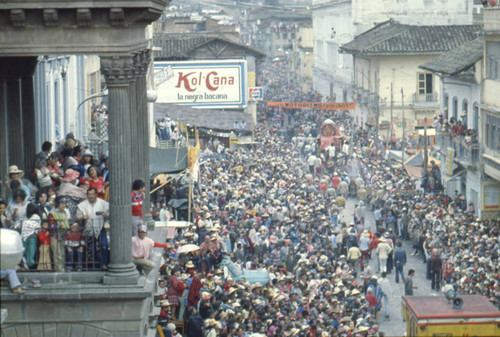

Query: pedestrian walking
430,249,443,291
404,269,418,296
393,241,407,283
379,272,392,318
376,237,392,273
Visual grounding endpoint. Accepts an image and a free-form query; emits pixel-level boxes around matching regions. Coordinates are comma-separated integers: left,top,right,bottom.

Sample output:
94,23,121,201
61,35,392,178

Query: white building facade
33,55,102,151
311,0,474,115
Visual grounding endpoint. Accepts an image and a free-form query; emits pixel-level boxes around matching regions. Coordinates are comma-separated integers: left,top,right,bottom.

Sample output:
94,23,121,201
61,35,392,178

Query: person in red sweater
64,223,85,271
86,166,105,199
131,179,146,235
37,220,52,270
166,269,187,321
365,287,379,319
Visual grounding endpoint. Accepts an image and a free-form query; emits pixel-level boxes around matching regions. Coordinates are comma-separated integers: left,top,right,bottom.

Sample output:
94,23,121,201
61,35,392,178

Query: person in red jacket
37,220,52,270
131,179,146,235
365,287,379,319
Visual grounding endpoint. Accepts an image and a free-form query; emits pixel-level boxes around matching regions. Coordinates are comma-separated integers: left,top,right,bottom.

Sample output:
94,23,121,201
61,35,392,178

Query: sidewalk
339,196,438,336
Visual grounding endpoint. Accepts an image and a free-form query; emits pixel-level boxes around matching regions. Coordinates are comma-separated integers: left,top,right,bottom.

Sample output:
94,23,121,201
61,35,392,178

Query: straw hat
160,300,170,307
185,261,195,269
8,165,24,178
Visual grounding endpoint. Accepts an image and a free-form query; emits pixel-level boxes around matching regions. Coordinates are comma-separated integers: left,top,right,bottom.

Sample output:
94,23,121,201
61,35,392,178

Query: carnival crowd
1,59,498,337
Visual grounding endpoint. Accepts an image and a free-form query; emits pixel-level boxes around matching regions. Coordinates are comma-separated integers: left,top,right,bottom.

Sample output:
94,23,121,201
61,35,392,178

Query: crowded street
2,1,500,336
146,59,499,336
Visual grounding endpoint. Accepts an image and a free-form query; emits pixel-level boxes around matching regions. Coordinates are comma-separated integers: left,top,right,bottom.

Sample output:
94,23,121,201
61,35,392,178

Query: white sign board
154,60,247,108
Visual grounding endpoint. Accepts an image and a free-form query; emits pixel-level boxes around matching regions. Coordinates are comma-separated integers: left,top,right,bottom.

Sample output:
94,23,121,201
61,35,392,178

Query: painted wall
377,55,441,134
312,0,473,113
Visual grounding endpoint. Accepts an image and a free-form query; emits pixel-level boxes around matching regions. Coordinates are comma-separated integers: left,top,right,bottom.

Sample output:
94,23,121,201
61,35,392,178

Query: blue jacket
394,247,407,265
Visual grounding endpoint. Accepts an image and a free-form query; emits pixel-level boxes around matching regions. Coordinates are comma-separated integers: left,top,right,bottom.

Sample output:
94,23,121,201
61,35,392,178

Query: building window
443,94,449,119
486,41,500,80
485,114,500,150
473,103,479,132
462,99,468,127
417,72,433,95
282,33,288,40
452,97,458,121
291,33,296,39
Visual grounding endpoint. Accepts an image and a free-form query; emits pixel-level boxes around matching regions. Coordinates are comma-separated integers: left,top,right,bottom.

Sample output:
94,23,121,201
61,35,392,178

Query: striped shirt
131,191,144,218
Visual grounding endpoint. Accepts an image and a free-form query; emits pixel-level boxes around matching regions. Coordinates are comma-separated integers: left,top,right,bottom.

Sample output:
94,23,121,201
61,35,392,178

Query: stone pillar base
103,263,139,285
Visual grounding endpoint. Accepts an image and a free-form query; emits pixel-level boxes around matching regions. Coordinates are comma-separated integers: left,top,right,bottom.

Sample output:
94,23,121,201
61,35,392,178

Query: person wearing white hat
376,237,392,273
132,225,169,274
6,165,31,201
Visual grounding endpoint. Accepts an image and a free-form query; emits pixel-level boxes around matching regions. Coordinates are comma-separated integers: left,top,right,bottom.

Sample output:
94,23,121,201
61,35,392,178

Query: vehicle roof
403,295,500,320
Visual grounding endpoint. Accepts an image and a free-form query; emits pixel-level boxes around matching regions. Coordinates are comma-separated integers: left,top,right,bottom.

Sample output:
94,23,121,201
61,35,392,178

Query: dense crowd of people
1,59,498,337
1,136,111,273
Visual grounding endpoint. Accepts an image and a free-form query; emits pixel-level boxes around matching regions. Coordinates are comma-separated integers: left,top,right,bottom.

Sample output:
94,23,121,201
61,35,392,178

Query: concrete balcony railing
413,92,438,105
484,7,500,32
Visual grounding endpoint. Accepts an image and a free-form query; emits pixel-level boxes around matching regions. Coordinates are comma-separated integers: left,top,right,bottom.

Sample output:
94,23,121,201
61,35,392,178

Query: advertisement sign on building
154,60,247,108
248,87,264,101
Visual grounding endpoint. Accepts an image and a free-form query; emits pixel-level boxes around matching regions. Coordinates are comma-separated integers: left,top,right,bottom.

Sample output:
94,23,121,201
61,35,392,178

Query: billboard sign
154,60,247,108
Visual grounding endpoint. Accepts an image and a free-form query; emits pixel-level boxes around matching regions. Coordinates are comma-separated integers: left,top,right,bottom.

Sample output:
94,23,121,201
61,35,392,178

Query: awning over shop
403,149,440,180
443,169,465,182
150,147,188,175
168,198,188,210
154,103,252,132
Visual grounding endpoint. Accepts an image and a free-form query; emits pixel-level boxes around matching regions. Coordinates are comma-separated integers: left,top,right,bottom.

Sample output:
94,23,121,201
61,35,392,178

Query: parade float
319,118,344,151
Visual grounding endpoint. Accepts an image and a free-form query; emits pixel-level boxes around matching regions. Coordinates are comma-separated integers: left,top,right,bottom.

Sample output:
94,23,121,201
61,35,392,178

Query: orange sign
266,101,356,110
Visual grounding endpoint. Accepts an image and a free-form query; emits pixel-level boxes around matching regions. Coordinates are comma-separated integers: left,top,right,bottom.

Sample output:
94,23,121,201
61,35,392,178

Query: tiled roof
419,37,483,76
154,103,252,132
340,20,482,56
153,33,265,60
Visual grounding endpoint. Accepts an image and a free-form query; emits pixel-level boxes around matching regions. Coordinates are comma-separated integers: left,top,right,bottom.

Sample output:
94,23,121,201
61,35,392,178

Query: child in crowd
64,222,85,271
37,220,52,270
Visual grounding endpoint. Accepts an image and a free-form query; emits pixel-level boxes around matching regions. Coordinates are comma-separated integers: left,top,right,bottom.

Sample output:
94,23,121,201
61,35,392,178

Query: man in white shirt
159,203,170,222
307,154,317,174
379,272,392,318
76,188,109,269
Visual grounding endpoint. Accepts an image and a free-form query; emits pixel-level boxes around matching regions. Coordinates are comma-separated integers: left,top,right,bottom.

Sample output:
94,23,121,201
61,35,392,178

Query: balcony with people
433,114,480,168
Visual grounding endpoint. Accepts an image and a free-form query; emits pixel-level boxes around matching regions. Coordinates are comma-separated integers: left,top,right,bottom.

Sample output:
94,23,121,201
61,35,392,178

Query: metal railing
22,219,110,272
435,131,480,166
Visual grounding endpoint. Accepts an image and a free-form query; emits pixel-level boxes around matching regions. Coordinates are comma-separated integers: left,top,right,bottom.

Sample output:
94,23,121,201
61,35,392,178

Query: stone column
100,54,139,285
135,50,155,228
129,58,140,181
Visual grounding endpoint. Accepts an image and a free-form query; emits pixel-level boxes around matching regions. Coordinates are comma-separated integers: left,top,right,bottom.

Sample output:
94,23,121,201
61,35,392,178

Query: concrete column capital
133,49,151,77
100,54,136,86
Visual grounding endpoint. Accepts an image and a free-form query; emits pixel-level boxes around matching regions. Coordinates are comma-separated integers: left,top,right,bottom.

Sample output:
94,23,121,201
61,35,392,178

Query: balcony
413,92,438,107
362,90,370,104
368,93,378,107
483,7,500,32
453,137,481,169
435,132,480,169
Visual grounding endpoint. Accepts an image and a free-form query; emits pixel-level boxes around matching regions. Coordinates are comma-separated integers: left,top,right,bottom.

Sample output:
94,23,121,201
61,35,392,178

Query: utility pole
423,117,428,181
401,88,405,164
388,83,393,150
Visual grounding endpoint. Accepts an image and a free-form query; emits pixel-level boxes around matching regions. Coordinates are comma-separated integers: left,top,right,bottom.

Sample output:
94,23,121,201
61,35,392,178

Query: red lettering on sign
175,72,196,92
